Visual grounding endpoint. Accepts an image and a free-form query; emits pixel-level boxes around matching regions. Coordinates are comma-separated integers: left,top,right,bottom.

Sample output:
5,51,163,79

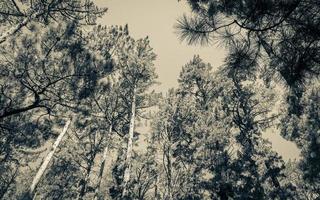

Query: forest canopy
0,0,319,199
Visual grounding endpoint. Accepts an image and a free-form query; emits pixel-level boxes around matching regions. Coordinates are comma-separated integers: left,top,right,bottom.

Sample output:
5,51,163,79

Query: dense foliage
0,0,319,199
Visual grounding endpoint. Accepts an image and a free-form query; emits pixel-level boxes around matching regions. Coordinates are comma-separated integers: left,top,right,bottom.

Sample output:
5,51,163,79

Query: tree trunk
122,86,137,198
264,161,285,200
77,163,93,200
154,175,159,200
28,119,71,198
93,124,112,200
165,146,173,200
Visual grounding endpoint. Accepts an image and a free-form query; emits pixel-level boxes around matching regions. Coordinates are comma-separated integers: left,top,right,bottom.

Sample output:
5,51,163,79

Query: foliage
0,1,319,199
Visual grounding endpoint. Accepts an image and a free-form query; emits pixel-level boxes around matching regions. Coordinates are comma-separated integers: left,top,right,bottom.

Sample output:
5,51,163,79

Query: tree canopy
0,1,319,199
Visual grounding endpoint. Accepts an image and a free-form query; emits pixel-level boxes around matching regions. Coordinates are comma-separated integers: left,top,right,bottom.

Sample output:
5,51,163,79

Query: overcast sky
95,0,300,161
96,0,226,92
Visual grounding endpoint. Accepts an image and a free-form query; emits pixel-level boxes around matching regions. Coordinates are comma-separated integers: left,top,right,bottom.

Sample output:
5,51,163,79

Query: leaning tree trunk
122,86,137,198
93,124,112,200
28,119,71,198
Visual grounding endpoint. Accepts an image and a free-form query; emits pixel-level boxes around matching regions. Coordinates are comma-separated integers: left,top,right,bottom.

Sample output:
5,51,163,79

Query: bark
165,146,173,200
77,140,101,199
264,161,285,200
28,119,71,198
163,123,173,200
77,163,94,200
93,124,112,200
154,175,159,200
122,86,137,198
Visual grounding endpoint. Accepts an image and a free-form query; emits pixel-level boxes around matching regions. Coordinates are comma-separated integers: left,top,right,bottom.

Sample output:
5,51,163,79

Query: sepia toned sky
95,0,300,161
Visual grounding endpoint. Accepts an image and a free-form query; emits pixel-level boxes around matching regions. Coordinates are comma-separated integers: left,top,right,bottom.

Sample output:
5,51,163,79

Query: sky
95,0,226,92
94,0,300,161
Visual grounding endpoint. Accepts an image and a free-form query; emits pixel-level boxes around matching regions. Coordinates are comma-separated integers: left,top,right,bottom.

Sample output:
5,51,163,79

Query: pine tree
0,21,134,199
176,0,319,90
281,81,320,195
176,3,320,186
117,36,157,198
0,0,106,44
27,118,71,199
151,57,233,199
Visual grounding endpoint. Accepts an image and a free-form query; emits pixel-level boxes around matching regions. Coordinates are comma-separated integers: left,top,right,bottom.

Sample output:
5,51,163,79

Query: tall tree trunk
165,146,173,200
93,124,112,200
28,119,71,198
154,175,159,200
77,161,94,200
264,161,285,200
122,86,137,198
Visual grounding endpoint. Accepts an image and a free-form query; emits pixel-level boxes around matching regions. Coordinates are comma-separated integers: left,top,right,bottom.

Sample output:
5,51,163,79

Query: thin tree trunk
264,161,281,188
93,124,112,200
154,175,159,200
28,119,71,198
77,162,94,200
122,86,137,198
166,146,173,200
264,161,285,200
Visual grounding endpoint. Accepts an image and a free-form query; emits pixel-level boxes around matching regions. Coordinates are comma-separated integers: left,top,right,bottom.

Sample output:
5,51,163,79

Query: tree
75,24,131,200
176,0,319,91
151,55,301,199
151,57,233,199
91,81,128,200
0,21,115,198
115,36,157,198
34,116,111,200
0,0,106,44
30,24,136,200
176,2,320,155
176,3,320,194
27,118,71,199
0,19,134,198
281,81,320,196
220,67,297,199
176,56,234,199
0,158,18,199
127,144,158,200
0,21,111,120
151,89,184,200
283,159,318,199
299,83,320,191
